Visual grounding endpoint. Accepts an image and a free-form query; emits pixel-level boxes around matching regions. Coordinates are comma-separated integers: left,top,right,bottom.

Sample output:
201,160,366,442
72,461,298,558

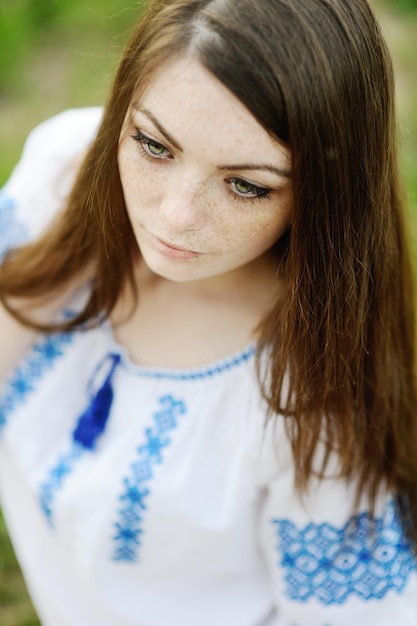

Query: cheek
118,147,160,213
207,214,286,262
223,196,292,252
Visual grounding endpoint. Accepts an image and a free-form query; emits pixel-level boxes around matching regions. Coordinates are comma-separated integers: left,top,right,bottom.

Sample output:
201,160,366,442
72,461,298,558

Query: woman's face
118,55,292,285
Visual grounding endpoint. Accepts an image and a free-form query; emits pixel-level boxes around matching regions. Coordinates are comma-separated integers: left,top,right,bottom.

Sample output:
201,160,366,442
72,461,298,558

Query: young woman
1,0,416,624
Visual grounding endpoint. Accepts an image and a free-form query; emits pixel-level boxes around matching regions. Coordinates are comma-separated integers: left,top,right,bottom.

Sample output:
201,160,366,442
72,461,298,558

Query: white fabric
0,109,416,626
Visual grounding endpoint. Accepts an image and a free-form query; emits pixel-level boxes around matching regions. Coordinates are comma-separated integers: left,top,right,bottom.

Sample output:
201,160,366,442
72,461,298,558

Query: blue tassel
72,354,120,450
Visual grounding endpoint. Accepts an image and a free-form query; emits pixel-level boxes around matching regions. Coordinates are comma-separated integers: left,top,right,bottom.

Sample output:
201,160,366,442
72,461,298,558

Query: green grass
0,0,139,184
0,1,416,624
0,511,40,625
380,2,417,212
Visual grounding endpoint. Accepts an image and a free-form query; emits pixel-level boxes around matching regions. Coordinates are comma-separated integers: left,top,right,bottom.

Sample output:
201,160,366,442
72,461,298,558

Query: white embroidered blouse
0,109,416,626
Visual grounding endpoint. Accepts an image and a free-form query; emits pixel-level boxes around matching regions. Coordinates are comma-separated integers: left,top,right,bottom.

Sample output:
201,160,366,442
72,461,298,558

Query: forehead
132,55,291,168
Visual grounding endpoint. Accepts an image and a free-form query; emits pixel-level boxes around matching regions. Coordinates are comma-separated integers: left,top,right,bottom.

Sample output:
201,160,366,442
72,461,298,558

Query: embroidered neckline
101,322,256,381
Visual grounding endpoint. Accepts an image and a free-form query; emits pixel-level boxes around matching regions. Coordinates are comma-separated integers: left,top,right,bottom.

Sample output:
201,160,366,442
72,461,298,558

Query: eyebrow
217,163,291,178
132,103,292,179
132,104,182,151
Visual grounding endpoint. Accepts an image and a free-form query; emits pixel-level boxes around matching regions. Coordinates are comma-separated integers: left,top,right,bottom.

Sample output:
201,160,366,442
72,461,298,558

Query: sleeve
256,422,417,626
0,107,103,262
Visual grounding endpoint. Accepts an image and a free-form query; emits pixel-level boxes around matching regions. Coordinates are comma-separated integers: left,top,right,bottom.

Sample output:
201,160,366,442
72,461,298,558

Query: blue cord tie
72,353,121,450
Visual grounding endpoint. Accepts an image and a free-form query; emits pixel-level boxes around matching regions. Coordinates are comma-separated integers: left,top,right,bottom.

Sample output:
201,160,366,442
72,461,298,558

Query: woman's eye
133,130,172,159
229,177,270,199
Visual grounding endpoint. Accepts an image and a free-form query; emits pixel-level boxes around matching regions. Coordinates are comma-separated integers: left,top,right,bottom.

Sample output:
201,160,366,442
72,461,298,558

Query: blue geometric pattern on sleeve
112,394,186,562
272,500,417,605
0,331,74,436
0,193,28,262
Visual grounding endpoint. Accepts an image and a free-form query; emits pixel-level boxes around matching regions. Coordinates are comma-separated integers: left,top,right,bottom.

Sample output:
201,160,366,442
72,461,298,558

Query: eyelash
131,129,272,202
225,178,271,202
132,130,173,161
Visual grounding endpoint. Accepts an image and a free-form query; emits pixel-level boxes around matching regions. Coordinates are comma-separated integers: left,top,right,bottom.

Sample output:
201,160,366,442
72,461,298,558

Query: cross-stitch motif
0,194,28,262
272,500,417,605
39,442,84,523
112,394,186,562
0,332,74,435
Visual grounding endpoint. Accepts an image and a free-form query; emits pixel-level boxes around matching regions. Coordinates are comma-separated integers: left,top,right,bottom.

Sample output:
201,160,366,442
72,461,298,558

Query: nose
158,169,206,232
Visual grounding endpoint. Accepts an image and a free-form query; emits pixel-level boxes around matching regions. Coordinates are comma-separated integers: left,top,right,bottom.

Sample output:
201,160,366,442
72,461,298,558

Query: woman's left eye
228,177,270,199
132,130,172,159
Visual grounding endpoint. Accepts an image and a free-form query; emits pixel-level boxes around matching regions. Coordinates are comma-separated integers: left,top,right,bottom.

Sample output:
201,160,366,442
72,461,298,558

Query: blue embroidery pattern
128,345,256,381
112,394,186,562
39,442,84,523
272,500,417,605
0,194,28,262
37,353,120,524
0,332,74,435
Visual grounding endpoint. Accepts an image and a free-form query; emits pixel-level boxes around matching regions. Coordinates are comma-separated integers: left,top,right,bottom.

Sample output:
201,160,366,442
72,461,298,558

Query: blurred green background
0,0,416,624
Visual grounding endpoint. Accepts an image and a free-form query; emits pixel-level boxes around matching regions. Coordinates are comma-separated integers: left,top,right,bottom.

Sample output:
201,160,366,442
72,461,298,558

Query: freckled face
117,56,292,284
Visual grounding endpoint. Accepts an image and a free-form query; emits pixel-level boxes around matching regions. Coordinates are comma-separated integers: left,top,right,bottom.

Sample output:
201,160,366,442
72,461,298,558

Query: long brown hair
1,0,417,547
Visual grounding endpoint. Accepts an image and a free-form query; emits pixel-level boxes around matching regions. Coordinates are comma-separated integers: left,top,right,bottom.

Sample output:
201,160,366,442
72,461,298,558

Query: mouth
158,237,197,253
148,232,201,260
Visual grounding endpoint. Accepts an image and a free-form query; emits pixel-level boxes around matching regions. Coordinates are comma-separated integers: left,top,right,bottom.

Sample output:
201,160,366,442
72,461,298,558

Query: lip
148,232,201,260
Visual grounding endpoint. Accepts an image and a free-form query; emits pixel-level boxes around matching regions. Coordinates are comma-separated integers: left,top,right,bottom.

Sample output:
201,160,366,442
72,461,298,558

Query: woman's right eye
132,130,172,160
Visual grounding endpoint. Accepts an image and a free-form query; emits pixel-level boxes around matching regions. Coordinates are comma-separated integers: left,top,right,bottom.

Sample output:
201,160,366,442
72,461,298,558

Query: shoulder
1,107,103,244
0,108,103,382
6,107,103,189
11,107,103,168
